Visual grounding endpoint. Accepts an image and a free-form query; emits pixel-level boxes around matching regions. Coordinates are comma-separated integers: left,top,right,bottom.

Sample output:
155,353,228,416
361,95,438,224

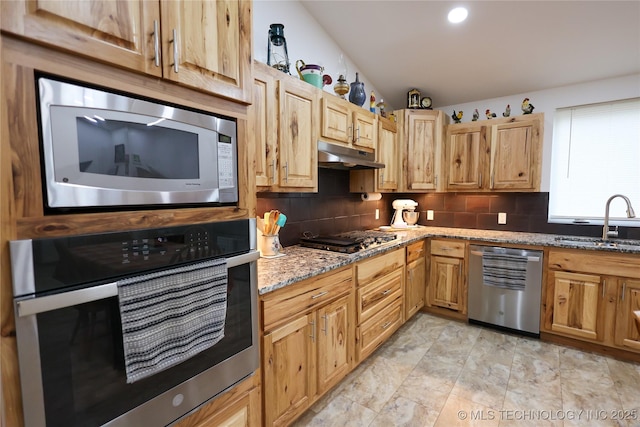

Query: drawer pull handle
381,289,391,295
382,321,392,329
311,291,329,299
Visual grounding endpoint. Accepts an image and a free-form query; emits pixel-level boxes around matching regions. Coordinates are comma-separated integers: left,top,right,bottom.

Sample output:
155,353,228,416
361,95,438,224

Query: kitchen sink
554,236,640,250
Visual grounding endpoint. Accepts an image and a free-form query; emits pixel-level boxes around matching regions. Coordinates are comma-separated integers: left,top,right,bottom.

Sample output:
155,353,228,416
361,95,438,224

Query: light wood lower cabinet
354,248,405,363
261,267,354,427
405,240,426,320
615,279,640,352
545,250,640,355
549,270,604,341
426,239,467,318
174,372,261,427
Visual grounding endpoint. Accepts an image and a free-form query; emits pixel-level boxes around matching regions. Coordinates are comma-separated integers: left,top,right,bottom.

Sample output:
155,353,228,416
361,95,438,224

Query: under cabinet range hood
317,141,384,169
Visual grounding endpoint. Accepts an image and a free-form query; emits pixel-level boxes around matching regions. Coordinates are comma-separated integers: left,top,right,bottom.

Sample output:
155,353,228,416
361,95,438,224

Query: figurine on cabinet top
503,104,511,117
522,98,535,114
451,110,463,124
472,109,479,121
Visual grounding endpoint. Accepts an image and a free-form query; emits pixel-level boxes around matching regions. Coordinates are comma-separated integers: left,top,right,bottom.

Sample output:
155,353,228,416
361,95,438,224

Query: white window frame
548,98,640,226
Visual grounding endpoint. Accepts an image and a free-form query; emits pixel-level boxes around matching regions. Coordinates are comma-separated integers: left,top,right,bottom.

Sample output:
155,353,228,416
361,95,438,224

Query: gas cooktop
299,230,397,253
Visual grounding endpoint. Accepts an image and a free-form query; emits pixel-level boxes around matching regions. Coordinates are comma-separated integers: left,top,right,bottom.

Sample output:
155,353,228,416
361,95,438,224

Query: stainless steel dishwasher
468,245,543,337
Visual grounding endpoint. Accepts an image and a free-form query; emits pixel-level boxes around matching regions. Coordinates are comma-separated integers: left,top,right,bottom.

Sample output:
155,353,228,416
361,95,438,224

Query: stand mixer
391,199,419,228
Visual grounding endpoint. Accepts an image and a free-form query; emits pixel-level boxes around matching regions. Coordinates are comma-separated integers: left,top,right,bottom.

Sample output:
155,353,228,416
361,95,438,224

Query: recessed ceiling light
448,7,468,24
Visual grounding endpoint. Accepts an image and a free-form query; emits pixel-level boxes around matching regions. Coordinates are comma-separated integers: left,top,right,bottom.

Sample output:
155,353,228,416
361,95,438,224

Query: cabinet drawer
357,268,403,324
356,248,404,286
357,299,403,362
431,240,466,258
549,250,640,279
262,267,353,330
406,240,426,263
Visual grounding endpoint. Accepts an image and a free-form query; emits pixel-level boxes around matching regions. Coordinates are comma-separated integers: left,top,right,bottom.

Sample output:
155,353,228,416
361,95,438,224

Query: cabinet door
377,119,399,191
446,125,488,190
550,271,603,341
321,96,352,145
405,111,440,190
278,78,318,190
317,294,352,395
429,256,464,312
160,0,252,103
489,119,539,190
2,0,161,77
405,256,426,320
252,63,278,187
352,109,376,150
263,314,315,427
615,279,640,352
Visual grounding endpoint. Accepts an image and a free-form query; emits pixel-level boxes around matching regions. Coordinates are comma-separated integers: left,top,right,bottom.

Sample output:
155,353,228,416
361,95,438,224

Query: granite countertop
257,226,640,295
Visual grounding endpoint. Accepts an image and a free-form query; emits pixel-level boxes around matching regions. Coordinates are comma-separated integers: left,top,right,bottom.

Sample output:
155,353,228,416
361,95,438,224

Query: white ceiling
299,1,640,109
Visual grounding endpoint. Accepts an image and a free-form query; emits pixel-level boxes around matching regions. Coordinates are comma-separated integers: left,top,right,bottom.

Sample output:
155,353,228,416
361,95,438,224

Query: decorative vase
348,72,366,107
333,74,349,99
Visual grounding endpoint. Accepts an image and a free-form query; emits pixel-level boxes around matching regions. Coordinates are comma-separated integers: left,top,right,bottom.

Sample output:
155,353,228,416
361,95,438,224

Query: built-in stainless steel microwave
37,76,238,209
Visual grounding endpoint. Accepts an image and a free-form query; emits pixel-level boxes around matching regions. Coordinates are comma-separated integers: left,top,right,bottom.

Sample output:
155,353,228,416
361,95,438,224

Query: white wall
253,0,388,104
438,74,640,191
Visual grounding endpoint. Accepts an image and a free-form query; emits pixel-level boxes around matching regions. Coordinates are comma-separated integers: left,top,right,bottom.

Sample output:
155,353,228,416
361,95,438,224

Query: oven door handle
15,250,260,317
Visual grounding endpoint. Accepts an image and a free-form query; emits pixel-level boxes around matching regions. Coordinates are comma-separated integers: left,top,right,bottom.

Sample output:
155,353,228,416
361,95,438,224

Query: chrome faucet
602,194,636,241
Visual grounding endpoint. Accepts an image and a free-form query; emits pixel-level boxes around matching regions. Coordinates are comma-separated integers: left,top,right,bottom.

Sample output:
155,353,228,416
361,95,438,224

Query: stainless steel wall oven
9,219,259,426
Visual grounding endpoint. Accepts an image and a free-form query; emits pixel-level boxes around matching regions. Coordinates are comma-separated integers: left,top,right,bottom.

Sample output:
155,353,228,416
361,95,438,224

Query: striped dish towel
482,253,528,291
117,258,227,384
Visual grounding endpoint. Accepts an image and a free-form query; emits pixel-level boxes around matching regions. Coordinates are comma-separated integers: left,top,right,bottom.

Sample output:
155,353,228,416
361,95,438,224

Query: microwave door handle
16,250,260,317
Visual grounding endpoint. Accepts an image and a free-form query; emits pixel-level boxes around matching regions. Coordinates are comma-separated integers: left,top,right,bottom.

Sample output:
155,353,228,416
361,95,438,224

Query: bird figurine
485,109,497,119
503,104,511,117
522,98,535,114
451,110,463,124
472,109,479,121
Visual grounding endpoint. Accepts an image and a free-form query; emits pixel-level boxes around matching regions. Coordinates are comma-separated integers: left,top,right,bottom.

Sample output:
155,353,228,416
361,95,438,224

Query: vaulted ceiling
300,1,640,109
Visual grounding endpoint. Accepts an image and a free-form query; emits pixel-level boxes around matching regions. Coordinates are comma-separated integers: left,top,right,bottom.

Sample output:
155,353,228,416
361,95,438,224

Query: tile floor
292,312,640,427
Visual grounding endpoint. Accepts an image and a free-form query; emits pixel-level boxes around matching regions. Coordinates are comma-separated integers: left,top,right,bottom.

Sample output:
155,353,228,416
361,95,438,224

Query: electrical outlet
375,209,380,220
427,210,434,220
498,212,507,224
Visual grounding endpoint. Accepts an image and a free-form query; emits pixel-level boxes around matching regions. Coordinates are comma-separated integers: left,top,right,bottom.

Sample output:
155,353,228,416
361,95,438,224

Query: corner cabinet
396,109,446,192
445,113,543,192
1,0,253,103
261,267,354,427
252,61,319,192
544,249,640,356
426,239,468,320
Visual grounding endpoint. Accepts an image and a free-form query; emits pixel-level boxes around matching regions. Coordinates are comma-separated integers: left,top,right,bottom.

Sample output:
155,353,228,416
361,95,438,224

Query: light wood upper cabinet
2,1,161,76
376,117,400,191
278,76,318,191
2,0,252,103
445,113,543,192
489,116,542,190
396,109,446,192
349,115,398,193
321,94,377,151
160,0,252,103
251,62,278,187
446,124,487,191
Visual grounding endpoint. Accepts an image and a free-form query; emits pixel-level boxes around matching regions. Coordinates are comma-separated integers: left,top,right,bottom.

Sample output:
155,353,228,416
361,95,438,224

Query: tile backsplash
257,169,639,247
